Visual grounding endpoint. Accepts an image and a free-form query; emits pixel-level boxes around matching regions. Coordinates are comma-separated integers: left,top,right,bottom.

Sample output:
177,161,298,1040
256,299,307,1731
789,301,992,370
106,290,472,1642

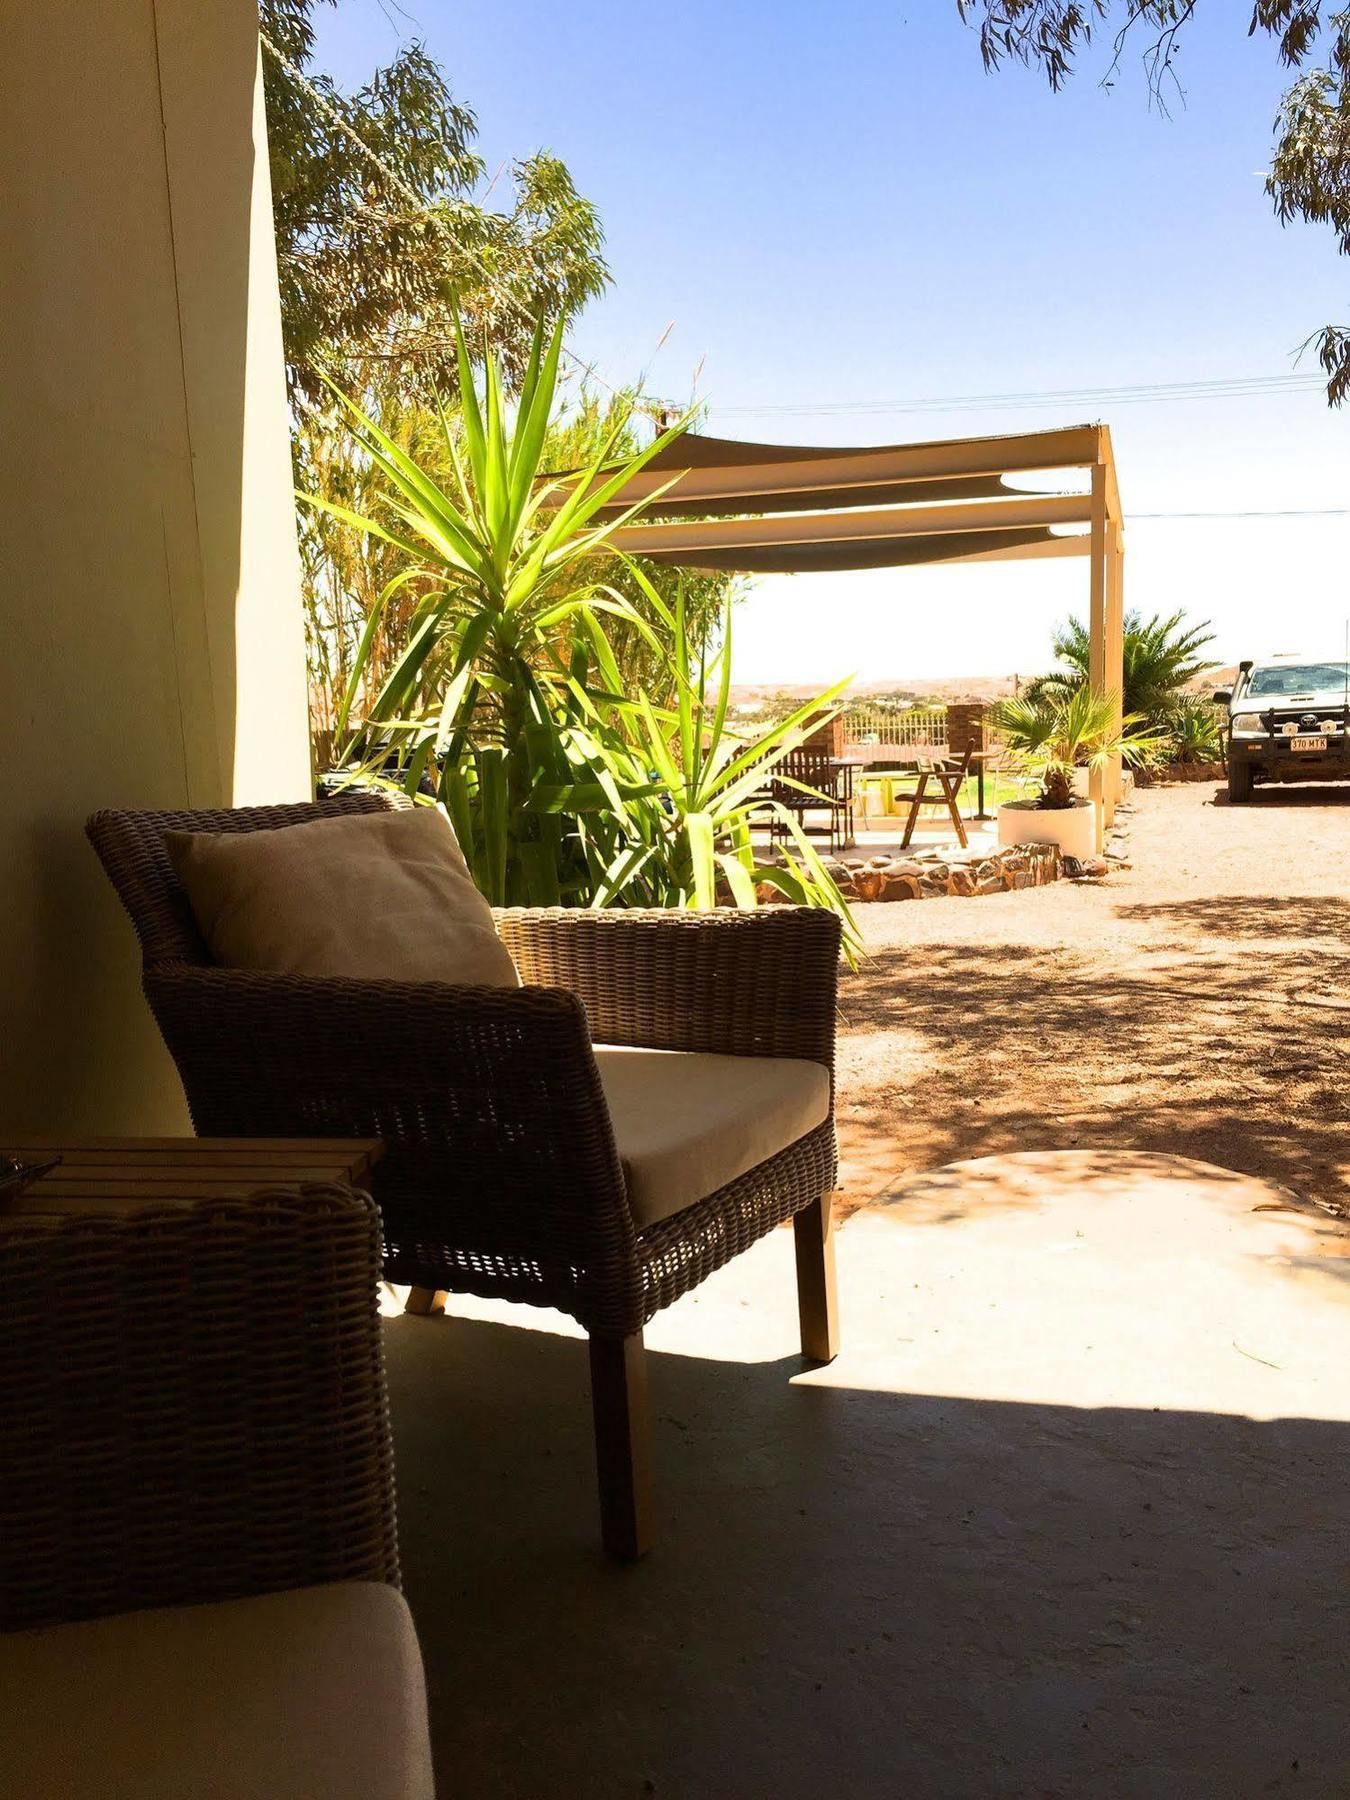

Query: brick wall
946,702,987,761
802,714,845,756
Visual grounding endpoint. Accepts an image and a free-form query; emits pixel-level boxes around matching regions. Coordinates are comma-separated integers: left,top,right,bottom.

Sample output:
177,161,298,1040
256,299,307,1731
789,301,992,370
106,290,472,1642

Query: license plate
1290,735,1327,752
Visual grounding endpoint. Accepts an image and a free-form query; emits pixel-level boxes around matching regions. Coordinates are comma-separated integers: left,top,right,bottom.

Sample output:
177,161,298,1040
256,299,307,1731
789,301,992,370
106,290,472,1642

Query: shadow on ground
388,1312,1350,1800
1210,783,1350,809
835,908,1350,1216
1115,894,1350,942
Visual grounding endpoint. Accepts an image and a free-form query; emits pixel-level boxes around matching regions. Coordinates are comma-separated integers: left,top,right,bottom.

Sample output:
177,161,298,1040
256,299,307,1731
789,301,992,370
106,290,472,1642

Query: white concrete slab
388,1151,1350,1798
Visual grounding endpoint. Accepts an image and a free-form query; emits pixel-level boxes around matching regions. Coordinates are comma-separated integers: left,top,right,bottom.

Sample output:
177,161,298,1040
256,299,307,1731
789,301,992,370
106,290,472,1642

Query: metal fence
842,705,948,761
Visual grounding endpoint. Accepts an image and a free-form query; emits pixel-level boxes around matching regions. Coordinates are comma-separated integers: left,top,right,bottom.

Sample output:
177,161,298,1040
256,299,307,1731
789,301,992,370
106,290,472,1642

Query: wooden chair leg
900,772,929,849
793,1191,839,1364
943,773,969,848
404,1286,447,1316
588,1332,655,1562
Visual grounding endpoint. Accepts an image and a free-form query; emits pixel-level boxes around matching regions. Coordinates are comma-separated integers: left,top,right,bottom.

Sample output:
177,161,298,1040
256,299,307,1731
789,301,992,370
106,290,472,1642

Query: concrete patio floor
845,818,1001,857
387,1149,1350,1799
753,813,1003,860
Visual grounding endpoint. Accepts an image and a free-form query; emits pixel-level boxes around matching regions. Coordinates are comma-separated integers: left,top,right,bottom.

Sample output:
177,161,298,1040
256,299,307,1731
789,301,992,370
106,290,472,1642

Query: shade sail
595,423,1117,575
626,527,1087,574
581,418,1127,847
597,472,1015,523
610,479,1095,574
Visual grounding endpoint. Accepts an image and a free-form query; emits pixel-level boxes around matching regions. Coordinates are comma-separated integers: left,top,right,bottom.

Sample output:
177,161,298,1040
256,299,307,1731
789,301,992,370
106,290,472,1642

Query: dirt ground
835,778,1350,1218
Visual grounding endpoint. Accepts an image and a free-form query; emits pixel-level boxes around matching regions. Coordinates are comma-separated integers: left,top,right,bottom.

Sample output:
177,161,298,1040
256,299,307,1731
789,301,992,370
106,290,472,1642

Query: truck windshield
1247,663,1350,697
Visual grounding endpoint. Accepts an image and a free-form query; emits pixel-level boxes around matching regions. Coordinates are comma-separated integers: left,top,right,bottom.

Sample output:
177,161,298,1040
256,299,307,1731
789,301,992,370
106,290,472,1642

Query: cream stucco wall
0,0,310,1133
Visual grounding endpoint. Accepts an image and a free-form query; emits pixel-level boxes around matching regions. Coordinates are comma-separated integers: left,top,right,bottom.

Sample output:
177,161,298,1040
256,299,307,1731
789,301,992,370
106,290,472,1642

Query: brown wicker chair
87,795,842,1559
0,1182,432,1797
0,1181,399,1631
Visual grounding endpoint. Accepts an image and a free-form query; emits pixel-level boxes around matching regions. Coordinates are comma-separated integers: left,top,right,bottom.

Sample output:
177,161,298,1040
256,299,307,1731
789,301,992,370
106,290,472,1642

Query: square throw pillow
165,805,519,988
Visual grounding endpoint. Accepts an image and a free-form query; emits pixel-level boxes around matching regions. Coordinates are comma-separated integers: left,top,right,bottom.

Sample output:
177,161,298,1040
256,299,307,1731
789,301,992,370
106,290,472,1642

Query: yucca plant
301,314,687,902
1162,694,1224,765
995,686,1162,809
547,584,861,955
301,314,858,947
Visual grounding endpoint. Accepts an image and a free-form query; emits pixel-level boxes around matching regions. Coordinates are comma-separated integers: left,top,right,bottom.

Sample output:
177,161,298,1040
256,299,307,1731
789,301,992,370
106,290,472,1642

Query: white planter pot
997,798,1099,859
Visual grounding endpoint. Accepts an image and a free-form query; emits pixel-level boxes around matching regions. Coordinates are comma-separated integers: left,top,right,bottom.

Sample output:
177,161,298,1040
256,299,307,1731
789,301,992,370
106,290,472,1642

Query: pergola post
1107,522,1126,812
1087,463,1110,848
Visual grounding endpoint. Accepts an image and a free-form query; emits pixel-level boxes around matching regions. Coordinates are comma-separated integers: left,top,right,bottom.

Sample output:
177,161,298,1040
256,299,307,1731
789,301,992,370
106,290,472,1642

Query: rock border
824,841,1064,902
1133,760,1225,786
1061,795,1134,883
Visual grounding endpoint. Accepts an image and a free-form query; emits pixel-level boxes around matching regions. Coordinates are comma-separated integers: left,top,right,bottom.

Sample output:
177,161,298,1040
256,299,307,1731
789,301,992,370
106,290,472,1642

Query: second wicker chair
87,794,843,1559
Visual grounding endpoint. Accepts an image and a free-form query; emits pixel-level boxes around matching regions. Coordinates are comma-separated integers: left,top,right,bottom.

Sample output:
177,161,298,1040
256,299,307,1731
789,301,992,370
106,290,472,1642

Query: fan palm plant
1025,609,1218,727
995,687,1161,809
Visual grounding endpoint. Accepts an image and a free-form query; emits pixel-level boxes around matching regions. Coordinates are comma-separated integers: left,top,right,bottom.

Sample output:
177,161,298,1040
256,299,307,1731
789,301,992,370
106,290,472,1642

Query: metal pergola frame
599,422,1126,847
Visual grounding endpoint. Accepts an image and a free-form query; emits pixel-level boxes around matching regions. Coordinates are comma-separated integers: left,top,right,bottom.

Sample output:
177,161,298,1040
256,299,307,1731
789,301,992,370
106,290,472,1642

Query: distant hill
731,674,1022,707
731,667,1237,712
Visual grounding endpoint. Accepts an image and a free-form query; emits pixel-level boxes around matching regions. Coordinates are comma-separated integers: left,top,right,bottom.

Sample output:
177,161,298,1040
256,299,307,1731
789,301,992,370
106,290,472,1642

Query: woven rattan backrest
0,1183,398,1631
86,793,399,968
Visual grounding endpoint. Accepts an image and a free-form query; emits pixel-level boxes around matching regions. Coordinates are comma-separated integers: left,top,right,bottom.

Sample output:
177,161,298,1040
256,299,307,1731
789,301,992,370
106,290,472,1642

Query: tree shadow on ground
1210,782,1350,809
1115,894,1350,942
387,1312,1350,1800
835,929,1350,1217
855,1145,1350,1297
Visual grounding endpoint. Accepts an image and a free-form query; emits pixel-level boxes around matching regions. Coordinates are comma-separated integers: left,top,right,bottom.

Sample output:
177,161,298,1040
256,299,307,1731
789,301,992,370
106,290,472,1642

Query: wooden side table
1,1137,383,1216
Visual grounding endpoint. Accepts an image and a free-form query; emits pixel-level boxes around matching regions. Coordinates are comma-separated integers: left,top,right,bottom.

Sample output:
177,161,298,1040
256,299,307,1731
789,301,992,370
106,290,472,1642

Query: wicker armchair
87,795,842,1560
0,1183,432,1798
0,1181,399,1630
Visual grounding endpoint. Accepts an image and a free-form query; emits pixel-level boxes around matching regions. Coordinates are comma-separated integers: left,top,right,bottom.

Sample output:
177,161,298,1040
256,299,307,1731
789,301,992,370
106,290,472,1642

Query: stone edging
825,841,1062,901
1133,760,1225,786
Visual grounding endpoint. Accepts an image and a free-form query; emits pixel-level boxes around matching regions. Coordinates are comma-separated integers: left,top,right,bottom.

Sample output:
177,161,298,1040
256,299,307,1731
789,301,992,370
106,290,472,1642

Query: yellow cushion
167,805,518,988
594,1046,830,1228
0,1581,433,1800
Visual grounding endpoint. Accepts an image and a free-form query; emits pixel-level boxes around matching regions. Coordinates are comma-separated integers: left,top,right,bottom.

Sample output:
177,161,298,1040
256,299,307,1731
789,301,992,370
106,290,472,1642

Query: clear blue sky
313,1,1350,682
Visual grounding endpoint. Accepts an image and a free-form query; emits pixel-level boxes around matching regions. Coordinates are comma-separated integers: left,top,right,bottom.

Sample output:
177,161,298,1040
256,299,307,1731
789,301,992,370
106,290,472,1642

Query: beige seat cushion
0,1581,433,1800
167,804,518,988
594,1046,830,1229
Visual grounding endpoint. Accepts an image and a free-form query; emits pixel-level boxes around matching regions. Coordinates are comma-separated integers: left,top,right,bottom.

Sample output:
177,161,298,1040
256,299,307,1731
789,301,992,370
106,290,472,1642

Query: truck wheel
1227,758,1253,803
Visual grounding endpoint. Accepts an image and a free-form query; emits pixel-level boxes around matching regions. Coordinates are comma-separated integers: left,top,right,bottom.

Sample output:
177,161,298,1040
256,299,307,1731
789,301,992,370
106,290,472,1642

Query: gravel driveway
836,778,1350,1217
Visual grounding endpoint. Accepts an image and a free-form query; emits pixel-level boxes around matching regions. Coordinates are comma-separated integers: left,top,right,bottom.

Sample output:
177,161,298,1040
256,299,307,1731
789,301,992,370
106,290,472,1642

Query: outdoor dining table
850,752,944,823
854,746,999,832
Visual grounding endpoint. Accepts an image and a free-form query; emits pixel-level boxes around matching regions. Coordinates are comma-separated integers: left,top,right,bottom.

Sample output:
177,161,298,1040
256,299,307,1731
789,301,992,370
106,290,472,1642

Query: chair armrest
143,965,637,1321
0,1183,397,1631
494,906,842,1071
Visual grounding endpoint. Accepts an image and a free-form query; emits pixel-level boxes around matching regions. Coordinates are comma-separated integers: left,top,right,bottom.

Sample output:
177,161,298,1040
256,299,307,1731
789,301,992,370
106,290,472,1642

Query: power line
712,372,1327,419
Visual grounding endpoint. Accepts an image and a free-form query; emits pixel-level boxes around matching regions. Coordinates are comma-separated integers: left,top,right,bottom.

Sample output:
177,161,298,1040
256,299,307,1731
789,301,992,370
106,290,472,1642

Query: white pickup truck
1216,657,1350,801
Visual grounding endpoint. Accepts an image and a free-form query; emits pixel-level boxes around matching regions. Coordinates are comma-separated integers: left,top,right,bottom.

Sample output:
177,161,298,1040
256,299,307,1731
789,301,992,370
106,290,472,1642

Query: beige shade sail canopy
588,421,1127,840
